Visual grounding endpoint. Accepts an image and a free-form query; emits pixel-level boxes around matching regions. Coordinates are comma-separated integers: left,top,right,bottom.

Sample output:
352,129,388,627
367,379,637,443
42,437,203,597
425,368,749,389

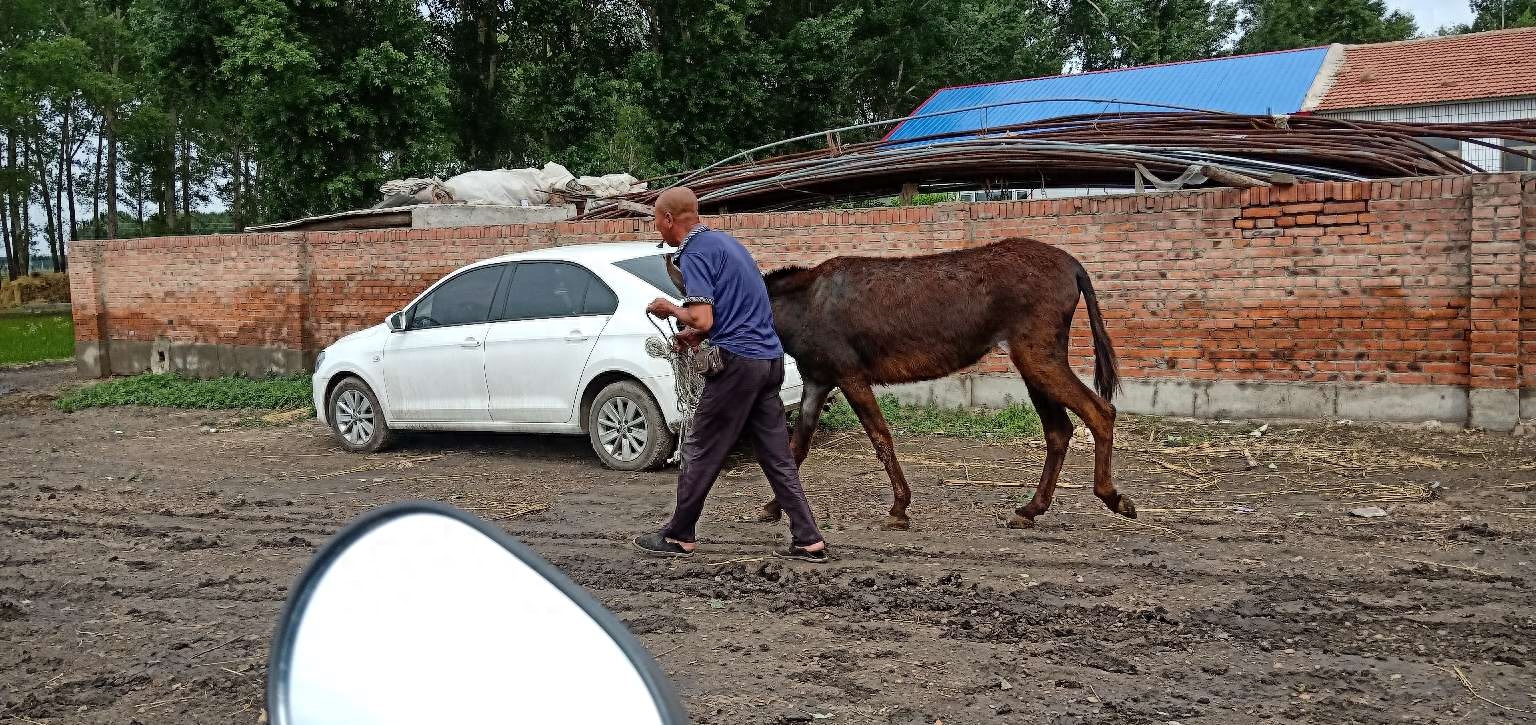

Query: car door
483,261,615,423
382,263,508,422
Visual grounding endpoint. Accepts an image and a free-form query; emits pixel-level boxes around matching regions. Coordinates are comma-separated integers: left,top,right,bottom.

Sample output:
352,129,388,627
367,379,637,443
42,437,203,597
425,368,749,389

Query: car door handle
565,330,590,343
460,338,482,349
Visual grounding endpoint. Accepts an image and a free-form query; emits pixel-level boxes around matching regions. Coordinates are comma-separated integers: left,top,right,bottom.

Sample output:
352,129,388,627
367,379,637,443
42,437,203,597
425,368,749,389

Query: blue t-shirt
676,227,784,359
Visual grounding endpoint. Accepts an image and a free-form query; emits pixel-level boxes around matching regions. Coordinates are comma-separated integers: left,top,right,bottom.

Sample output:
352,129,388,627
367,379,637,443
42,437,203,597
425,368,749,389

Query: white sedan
310,242,803,470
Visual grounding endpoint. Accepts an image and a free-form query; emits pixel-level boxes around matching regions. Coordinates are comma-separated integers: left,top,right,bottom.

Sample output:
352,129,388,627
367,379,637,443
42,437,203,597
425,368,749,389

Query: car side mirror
266,502,686,725
387,311,406,333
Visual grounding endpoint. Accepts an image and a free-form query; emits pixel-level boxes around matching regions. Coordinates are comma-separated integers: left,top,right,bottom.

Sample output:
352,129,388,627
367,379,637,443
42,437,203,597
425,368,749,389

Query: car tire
327,377,395,454
588,381,675,471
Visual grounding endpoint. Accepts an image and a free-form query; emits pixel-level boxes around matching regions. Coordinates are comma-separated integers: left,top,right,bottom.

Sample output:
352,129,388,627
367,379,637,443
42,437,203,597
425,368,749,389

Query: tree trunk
247,158,259,225
231,142,243,232
62,105,78,272
0,188,10,281
32,134,58,271
18,137,33,276
54,115,66,265
135,166,145,231
2,132,15,280
162,107,177,233
90,122,103,239
180,132,191,233
105,108,118,239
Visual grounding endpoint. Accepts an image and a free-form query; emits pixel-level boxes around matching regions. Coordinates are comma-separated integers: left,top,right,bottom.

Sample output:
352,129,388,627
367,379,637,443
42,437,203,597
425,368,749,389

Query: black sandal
774,543,829,563
633,532,693,557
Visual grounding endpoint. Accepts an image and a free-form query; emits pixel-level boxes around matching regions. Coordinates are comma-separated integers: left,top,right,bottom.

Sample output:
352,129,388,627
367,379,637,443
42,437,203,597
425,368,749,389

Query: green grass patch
57,373,313,412
0,312,73,365
818,393,1042,438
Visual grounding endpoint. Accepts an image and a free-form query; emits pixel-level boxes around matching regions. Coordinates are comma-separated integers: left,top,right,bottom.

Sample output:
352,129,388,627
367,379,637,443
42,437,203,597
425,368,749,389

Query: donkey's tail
1075,266,1119,402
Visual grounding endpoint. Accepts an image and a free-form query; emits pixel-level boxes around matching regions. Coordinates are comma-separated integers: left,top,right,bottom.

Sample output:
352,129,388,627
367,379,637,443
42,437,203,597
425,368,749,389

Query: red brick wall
70,173,1536,398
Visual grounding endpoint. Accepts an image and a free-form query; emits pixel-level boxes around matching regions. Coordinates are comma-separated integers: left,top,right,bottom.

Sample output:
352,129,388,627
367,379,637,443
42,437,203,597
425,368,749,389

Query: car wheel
588,381,675,471
327,377,394,453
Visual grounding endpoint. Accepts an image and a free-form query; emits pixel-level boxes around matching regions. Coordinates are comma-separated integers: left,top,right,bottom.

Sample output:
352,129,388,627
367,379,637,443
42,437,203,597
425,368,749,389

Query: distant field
0,311,73,365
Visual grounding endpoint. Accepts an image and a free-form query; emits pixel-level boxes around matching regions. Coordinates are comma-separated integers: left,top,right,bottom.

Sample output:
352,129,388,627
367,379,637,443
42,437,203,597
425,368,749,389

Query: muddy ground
1,363,1533,725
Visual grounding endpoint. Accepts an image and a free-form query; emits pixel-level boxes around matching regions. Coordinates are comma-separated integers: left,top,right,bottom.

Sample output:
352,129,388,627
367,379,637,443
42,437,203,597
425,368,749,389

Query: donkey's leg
1006,382,1073,528
840,378,913,530
1023,353,1134,519
747,380,834,524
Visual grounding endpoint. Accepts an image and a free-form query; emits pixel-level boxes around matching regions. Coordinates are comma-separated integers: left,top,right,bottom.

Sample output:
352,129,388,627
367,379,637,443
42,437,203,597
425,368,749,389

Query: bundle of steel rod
578,110,1536,218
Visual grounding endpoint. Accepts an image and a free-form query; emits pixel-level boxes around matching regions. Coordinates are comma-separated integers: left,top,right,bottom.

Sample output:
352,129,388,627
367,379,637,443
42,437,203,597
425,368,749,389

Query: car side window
409,265,505,330
583,274,618,315
502,262,615,320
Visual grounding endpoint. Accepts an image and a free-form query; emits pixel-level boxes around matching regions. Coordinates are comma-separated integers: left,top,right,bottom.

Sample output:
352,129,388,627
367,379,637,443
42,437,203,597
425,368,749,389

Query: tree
843,0,1066,122
1441,0,1536,33
140,0,452,222
1060,0,1236,71
1236,0,1417,53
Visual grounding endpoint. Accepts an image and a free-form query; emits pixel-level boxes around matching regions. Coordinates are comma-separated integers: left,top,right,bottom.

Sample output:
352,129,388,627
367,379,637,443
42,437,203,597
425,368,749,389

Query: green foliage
818,394,1043,438
1441,0,1536,33
57,372,313,412
0,311,73,365
1063,0,1238,70
896,193,958,206
1236,0,1417,53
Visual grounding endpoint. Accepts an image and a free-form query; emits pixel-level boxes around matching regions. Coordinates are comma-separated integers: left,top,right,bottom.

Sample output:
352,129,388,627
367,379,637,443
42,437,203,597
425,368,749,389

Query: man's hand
674,327,706,351
646,298,679,319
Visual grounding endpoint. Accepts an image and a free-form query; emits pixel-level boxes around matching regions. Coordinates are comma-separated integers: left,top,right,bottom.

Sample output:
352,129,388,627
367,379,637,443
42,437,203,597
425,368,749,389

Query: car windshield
613,253,683,298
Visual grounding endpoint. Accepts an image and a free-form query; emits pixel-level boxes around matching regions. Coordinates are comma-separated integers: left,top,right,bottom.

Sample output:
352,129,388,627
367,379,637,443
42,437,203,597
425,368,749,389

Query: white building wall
1320,97,1536,172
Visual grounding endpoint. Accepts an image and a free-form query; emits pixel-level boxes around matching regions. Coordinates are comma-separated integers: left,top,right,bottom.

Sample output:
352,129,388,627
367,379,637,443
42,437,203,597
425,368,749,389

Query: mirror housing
266,501,686,725
386,311,406,333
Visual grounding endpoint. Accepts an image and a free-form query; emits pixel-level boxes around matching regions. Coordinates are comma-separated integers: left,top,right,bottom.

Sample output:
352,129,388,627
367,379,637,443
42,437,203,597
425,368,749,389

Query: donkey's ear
664,253,687,295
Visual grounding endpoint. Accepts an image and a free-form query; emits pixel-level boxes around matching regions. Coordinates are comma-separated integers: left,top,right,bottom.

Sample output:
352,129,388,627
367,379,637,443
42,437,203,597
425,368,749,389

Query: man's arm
646,245,717,332
646,299,714,332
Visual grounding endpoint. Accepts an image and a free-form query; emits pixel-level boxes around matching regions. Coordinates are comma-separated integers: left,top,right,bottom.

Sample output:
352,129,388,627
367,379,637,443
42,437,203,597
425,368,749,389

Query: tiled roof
1314,27,1536,111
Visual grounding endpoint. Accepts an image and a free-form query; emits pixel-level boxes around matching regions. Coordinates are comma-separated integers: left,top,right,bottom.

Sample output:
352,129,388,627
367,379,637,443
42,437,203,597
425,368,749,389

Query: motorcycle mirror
266,501,687,725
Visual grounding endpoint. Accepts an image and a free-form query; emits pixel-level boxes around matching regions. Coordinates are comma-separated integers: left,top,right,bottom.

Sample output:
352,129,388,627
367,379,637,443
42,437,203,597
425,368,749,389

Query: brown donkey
747,237,1136,530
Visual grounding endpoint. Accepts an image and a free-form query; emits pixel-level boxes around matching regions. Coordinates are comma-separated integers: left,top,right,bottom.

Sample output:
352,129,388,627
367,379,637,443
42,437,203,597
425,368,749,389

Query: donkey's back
767,237,1090,385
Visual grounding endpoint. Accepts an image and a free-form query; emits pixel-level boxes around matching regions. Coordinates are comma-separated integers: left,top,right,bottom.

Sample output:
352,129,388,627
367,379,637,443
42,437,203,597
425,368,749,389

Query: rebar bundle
579,110,1536,218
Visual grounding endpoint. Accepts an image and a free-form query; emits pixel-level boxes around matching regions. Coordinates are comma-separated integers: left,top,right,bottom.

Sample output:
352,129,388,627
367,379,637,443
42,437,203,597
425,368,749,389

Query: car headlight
313,350,326,372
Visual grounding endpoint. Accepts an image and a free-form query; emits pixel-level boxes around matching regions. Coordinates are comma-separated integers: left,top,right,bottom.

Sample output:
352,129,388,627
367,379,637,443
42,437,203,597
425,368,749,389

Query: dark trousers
663,352,824,548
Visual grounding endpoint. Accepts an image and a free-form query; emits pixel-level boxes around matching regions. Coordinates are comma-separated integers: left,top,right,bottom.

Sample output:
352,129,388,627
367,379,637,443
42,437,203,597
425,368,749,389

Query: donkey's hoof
739,508,782,524
1006,514,1036,529
880,516,910,531
1116,496,1138,519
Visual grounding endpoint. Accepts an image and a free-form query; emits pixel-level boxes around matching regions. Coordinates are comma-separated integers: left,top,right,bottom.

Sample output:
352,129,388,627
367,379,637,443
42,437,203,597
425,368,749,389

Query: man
633,187,829,562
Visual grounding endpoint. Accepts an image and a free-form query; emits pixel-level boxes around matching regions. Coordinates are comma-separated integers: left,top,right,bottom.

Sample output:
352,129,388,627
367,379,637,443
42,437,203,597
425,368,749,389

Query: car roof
470,242,667,269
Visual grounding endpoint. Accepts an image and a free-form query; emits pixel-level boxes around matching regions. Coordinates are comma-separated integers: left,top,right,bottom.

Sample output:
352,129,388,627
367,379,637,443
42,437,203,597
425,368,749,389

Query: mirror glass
386,311,405,332
271,508,679,725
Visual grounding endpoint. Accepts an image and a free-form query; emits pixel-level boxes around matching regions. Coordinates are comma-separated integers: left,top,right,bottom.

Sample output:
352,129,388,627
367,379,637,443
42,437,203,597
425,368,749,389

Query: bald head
656,187,699,218
653,186,701,246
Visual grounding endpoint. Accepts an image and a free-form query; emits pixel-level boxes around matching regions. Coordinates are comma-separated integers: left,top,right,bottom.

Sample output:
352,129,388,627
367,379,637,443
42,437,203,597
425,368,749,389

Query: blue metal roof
884,47,1331,142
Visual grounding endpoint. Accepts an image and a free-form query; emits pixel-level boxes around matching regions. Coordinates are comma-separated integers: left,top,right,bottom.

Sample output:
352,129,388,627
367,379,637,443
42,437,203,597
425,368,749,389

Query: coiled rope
644,316,714,469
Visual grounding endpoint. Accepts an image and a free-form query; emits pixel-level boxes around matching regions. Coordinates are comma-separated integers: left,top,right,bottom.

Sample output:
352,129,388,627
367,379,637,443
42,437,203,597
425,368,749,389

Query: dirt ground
2,363,1533,725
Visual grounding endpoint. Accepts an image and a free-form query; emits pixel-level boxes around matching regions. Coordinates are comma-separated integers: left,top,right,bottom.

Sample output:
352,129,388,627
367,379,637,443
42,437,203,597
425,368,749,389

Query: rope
645,315,713,469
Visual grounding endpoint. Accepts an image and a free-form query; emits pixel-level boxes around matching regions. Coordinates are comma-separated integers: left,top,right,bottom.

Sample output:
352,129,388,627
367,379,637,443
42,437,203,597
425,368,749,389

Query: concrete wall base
1470,389,1520,431
879,374,1484,428
77,340,306,379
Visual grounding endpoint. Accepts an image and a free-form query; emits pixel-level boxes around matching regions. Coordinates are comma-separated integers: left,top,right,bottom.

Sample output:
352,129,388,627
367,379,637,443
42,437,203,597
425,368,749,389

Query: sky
1388,0,1474,32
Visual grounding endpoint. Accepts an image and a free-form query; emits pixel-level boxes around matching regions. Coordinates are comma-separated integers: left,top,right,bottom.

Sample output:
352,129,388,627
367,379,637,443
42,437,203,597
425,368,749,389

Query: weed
57,373,312,412
817,394,1041,438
